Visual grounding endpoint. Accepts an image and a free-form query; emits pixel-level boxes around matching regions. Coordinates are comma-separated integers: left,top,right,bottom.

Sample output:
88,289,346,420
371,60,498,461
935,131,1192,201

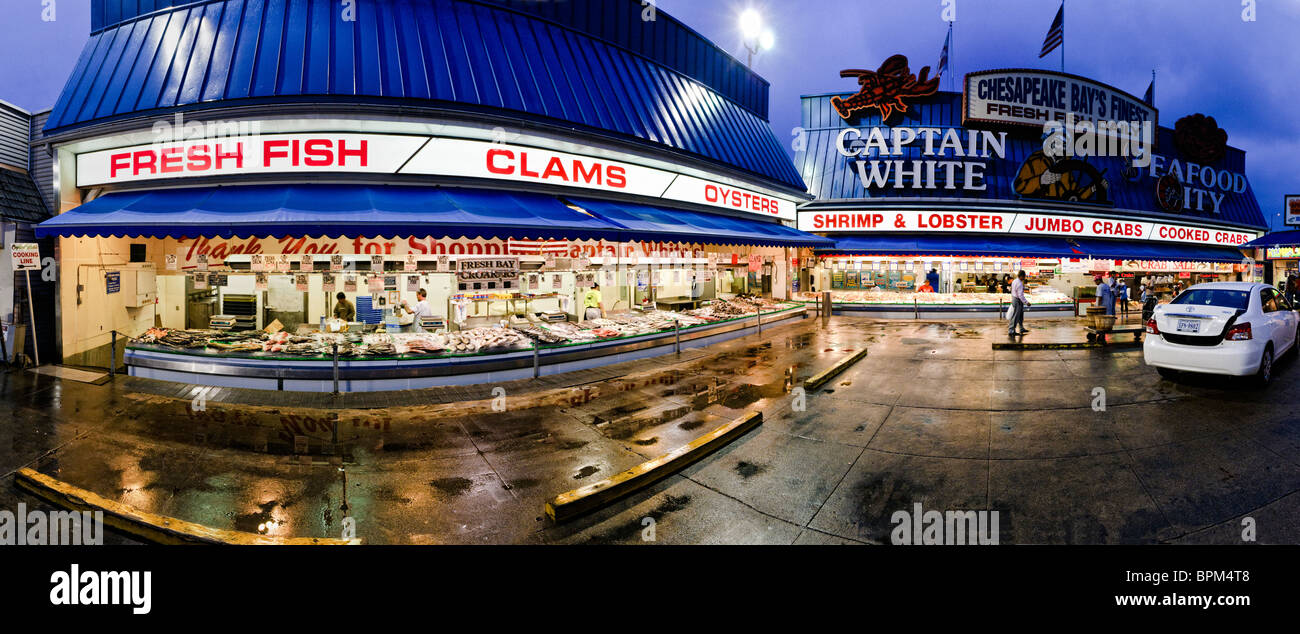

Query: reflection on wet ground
5,315,1300,544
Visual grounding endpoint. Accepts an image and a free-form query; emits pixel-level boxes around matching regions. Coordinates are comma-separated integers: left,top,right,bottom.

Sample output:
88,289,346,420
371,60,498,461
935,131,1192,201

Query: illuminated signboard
964,69,1156,132
798,209,1255,247
1266,247,1300,259
1286,195,1300,227
75,133,800,221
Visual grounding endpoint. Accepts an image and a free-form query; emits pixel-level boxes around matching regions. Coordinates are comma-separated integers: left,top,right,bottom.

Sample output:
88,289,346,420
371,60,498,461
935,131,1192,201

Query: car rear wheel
1254,347,1274,388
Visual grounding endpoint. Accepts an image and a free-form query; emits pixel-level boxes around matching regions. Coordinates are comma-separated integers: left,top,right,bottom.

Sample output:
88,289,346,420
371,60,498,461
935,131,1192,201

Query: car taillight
1145,318,1159,334
1225,322,1252,341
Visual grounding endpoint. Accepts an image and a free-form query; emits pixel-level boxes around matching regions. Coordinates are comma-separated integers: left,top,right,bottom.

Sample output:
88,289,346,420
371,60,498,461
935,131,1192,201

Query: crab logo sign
831,55,940,121
1286,195,1300,227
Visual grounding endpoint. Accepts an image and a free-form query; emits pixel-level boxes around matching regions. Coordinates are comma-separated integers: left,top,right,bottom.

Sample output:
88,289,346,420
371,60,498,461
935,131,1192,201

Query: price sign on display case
370,255,384,272
250,254,264,271
255,272,268,291
165,254,177,271
193,272,208,289
277,255,290,272
368,276,383,292
294,273,308,291
343,276,357,292
196,254,209,271
331,255,344,271
300,254,313,271
322,273,336,292
405,254,417,272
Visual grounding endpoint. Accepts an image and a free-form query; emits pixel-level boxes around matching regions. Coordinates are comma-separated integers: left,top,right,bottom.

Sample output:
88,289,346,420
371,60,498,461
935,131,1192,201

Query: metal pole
675,319,680,355
332,343,340,395
999,297,1003,321
0,318,8,367
533,343,540,378
24,269,39,366
914,298,919,319
756,305,761,336
109,331,116,376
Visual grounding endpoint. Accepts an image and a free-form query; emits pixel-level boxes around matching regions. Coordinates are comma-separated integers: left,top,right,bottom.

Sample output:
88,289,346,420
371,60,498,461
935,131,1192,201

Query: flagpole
1060,0,1065,73
949,21,954,92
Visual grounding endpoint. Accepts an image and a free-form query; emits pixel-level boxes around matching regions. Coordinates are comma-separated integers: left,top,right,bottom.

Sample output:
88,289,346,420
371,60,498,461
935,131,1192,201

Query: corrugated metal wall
0,103,30,169
28,111,54,214
796,91,1265,229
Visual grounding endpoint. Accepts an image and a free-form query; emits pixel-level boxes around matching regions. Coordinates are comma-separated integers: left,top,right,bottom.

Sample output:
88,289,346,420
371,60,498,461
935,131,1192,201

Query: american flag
937,30,950,77
506,239,570,255
1038,4,1064,58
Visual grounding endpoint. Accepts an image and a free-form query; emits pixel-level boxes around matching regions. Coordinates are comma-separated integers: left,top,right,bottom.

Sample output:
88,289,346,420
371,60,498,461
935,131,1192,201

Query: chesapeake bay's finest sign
75,132,799,221
797,209,1255,247
964,69,1156,132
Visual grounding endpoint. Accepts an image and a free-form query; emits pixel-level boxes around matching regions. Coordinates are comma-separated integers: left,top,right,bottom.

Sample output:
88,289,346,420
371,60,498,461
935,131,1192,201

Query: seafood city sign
73,133,798,221
797,209,1255,247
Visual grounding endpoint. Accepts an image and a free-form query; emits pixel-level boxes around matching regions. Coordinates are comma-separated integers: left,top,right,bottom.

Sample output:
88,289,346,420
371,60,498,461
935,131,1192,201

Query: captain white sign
76,133,797,221
965,69,1156,132
799,210,1254,247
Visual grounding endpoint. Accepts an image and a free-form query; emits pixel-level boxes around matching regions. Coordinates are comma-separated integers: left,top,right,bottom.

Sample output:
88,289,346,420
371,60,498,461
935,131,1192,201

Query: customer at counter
333,292,355,321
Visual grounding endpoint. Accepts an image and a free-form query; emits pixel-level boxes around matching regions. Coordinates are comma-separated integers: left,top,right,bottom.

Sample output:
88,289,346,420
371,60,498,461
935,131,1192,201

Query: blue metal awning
35,184,829,247
1242,230,1300,248
570,198,834,248
816,235,1086,258
35,185,627,240
1071,239,1247,263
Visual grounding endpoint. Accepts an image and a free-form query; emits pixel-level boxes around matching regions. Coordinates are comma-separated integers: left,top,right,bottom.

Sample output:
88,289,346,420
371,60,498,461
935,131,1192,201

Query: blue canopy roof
35,184,825,247
48,0,806,192
816,234,1245,263
816,235,1087,258
570,198,834,248
1242,230,1300,248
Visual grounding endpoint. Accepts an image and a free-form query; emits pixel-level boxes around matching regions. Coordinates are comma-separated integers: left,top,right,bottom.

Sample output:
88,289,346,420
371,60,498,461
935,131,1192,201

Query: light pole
739,9,774,67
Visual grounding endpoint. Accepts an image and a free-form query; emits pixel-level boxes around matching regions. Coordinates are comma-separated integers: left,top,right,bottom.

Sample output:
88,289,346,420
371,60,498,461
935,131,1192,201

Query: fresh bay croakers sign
964,69,1156,132
75,133,798,220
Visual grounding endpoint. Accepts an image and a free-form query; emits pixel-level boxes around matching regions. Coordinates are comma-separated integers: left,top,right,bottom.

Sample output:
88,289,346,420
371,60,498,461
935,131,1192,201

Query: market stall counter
792,288,1074,319
125,296,805,392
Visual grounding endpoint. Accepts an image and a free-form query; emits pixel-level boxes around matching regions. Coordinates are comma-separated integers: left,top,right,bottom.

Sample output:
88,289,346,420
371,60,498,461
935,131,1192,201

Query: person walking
1118,281,1130,320
1097,273,1116,317
1008,270,1029,336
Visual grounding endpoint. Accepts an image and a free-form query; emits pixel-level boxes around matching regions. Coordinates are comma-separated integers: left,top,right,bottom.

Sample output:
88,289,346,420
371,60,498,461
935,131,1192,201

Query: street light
739,8,774,67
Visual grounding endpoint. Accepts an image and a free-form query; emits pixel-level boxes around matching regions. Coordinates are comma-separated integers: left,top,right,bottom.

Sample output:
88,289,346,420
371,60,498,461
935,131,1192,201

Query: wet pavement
3,314,1300,544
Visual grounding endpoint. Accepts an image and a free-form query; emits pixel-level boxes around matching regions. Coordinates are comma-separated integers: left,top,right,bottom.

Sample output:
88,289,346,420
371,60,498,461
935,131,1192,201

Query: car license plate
1176,319,1201,333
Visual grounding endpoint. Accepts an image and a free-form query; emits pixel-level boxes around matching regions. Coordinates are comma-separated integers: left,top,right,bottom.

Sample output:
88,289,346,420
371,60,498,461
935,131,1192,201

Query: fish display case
125,296,807,392
793,288,1074,317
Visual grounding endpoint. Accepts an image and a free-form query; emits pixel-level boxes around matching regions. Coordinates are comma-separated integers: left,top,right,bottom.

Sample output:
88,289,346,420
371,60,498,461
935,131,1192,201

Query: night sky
2,0,1295,229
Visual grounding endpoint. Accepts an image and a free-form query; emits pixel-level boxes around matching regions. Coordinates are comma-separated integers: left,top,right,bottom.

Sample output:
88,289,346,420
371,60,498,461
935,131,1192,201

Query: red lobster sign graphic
831,54,940,121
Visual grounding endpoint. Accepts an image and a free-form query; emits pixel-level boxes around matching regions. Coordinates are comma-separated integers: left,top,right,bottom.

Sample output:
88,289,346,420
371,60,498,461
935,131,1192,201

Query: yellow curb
545,411,762,523
992,341,1143,350
804,348,869,391
14,468,360,545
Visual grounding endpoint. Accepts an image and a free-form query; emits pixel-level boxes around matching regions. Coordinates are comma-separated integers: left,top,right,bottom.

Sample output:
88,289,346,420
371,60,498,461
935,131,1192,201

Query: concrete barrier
545,411,762,523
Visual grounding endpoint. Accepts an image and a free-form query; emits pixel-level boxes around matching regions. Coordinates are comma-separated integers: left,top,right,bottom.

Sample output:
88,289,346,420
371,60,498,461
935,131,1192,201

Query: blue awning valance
816,235,1086,258
815,234,1246,263
1070,239,1247,263
570,198,833,248
35,184,826,248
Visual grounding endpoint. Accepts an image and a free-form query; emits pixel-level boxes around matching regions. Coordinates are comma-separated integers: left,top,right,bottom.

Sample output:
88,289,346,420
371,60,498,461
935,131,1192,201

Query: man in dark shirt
333,292,356,321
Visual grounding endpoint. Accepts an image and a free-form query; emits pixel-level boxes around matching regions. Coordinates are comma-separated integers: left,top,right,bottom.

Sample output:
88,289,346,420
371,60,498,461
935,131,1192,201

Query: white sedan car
1144,282,1299,386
